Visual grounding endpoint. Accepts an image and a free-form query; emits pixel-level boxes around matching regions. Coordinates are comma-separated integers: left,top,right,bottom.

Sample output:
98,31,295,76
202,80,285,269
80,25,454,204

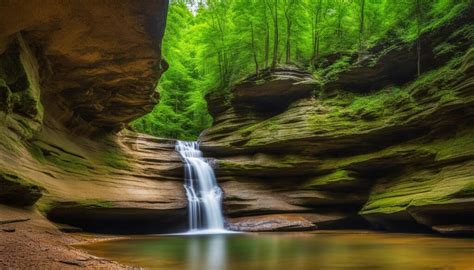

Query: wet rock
227,214,317,232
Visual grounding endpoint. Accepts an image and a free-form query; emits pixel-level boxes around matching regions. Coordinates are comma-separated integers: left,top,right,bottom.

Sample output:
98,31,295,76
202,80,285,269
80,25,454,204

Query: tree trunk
284,0,295,64
415,0,422,77
217,51,224,86
251,22,260,77
358,0,365,55
264,6,270,69
285,19,291,63
272,0,279,69
311,0,323,67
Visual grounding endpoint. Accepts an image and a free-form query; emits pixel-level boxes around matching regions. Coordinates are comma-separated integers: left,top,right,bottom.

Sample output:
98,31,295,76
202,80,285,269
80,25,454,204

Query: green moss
37,199,114,215
48,153,91,173
267,121,279,133
455,181,474,198
103,152,130,170
421,128,474,162
29,141,95,173
238,116,284,144
304,170,356,189
348,87,414,120
360,156,474,215
438,90,458,103
27,144,46,163
408,56,462,94
218,154,316,172
317,55,353,82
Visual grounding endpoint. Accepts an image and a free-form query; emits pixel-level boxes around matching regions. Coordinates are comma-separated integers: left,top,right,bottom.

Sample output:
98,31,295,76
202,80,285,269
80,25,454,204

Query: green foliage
132,3,212,140
133,0,469,140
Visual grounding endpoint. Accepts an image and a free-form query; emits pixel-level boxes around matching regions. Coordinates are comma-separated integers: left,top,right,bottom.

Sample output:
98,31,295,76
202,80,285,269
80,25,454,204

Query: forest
131,0,469,140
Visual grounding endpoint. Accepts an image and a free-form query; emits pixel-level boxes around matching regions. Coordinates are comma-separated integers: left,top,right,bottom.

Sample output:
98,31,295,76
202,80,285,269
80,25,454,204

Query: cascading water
176,141,226,233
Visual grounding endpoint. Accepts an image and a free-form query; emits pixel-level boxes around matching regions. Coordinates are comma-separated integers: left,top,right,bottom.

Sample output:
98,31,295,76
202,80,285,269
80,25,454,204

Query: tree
250,21,260,76
415,0,423,77
283,0,297,63
358,0,365,55
266,0,280,69
263,5,270,69
310,0,324,66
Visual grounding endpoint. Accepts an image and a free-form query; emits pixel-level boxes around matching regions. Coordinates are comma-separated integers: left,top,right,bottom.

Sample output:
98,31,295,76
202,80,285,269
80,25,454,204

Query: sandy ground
0,205,130,269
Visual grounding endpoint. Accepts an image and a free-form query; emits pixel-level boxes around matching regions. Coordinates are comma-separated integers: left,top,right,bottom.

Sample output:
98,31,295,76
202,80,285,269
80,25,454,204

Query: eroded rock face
0,1,190,233
232,66,318,114
201,25,474,234
0,0,169,134
1,126,187,233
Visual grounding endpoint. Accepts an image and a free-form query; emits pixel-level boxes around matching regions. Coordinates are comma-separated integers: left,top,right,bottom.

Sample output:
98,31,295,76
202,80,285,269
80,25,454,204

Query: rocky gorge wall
200,7,474,235
0,1,190,233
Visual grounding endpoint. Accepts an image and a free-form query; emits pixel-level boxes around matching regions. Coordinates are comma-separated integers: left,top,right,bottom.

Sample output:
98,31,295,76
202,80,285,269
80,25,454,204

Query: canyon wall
0,1,188,233
201,7,474,235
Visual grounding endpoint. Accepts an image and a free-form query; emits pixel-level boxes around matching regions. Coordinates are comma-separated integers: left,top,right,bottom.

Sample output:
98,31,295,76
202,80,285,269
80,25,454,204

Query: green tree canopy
132,0,470,140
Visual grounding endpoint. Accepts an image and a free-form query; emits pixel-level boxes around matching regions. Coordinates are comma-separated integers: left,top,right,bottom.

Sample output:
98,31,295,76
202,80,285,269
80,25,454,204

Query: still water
80,231,474,270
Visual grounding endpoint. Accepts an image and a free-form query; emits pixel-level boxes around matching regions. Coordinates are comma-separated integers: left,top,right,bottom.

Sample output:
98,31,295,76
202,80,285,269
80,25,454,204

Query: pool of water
80,231,474,270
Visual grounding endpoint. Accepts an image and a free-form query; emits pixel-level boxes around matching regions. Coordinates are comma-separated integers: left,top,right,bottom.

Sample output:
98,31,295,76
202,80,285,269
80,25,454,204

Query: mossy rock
360,159,474,215
303,170,358,190
0,171,43,206
101,149,131,170
37,199,115,215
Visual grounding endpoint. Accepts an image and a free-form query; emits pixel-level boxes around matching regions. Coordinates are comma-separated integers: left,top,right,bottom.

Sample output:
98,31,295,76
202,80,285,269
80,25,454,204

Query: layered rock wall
200,10,474,235
0,1,187,233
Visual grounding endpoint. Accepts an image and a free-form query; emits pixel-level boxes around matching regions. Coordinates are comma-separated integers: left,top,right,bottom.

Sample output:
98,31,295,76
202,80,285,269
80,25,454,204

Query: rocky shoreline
0,205,128,269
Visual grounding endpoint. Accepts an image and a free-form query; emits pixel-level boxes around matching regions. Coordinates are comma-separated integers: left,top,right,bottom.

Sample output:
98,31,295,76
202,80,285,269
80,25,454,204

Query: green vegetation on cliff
132,0,470,139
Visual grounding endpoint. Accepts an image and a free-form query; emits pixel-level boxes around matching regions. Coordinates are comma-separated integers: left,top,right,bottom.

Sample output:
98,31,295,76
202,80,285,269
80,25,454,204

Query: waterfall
176,141,226,232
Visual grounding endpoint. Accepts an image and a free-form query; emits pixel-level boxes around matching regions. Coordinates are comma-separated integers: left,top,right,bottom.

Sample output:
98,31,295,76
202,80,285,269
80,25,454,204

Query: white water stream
176,141,228,233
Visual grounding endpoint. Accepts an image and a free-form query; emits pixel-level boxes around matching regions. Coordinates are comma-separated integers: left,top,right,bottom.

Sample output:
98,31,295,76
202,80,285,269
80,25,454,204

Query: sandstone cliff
200,8,474,235
0,1,188,233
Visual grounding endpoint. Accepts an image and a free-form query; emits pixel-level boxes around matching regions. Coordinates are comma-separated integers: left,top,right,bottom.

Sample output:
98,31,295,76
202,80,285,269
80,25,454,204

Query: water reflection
186,235,227,270
80,232,474,270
